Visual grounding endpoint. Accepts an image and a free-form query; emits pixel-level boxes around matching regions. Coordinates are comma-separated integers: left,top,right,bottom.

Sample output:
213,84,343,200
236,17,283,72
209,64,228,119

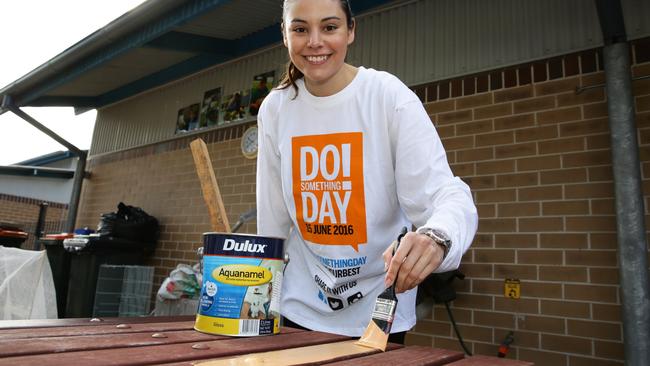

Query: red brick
514,96,555,114
591,199,615,215
539,136,585,154
495,234,538,248
540,168,587,184
557,88,605,107
583,102,609,119
560,117,610,137
637,95,650,112
515,125,559,142
443,136,474,150
541,299,590,318
474,310,516,328
566,216,617,232
535,77,580,96
494,264,538,280
496,172,539,187
456,93,493,109
494,85,534,103
458,264,494,279
518,315,565,333
412,319,451,336
477,160,516,174
473,234,494,248
477,203,496,218
567,319,622,341
478,218,517,233
517,156,561,171
542,334,592,355
564,284,618,302
476,130,515,147
539,266,588,282
498,202,540,217
450,162,475,176
542,200,589,215
587,133,611,150
472,279,504,295
524,282,563,298
537,106,582,125
476,189,517,203
404,333,433,347
464,176,496,190
594,340,624,360
563,150,612,167
425,99,455,114
590,233,618,249
475,103,513,119
494,113,535,130
495,142,537,159
540,233,588,249
458,147,495,162
494,297,539,314
518,186,563,201
518,348,567,366
518,250,563,265
568,356,623,366
439,109,473,124
519,217,564,232
590,267,620,285
457,119,494,135
566,250,617,267
455,325,493,342
592,303,621,322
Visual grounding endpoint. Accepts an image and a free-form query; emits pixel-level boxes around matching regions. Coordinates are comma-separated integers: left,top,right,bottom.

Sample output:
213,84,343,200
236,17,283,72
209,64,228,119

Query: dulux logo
222,238,267,253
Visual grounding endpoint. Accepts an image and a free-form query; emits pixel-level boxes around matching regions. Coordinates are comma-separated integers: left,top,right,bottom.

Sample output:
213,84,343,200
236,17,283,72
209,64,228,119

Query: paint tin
194,232,286,336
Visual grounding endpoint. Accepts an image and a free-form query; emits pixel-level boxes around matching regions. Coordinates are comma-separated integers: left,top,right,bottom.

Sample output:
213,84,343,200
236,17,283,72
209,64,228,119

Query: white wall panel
91,0,650,156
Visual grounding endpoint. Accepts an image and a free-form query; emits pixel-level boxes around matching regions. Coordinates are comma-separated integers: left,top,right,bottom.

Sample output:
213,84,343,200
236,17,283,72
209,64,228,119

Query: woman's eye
292,27,306,33
325,25,338,32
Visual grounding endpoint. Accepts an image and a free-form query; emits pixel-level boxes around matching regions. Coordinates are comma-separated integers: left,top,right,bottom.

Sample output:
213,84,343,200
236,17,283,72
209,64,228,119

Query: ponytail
277,60,303,99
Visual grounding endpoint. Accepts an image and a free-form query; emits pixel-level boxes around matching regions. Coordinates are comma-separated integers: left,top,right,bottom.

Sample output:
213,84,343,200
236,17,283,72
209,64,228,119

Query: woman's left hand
383,231,444,293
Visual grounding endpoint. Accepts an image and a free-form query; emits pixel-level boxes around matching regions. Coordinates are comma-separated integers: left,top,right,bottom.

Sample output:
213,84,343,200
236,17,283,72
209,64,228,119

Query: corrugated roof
0,0,400,112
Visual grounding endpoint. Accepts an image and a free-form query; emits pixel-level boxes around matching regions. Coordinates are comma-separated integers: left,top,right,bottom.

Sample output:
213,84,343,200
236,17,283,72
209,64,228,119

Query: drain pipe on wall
595,1,650,365
1,95,88,234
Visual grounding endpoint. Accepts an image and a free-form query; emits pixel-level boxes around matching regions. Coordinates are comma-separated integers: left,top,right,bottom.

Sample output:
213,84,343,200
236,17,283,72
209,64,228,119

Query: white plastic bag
0,247,58,320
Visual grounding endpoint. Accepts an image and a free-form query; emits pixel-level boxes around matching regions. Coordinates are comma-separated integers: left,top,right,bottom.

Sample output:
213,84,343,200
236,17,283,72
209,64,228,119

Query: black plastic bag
97,202,159,243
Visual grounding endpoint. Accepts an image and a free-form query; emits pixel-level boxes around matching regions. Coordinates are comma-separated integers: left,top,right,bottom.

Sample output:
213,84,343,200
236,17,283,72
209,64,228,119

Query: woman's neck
304,64,358,97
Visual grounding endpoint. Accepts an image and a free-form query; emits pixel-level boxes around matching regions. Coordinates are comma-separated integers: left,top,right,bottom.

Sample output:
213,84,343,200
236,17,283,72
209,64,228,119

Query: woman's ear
347,19,356,45
281,22,288,47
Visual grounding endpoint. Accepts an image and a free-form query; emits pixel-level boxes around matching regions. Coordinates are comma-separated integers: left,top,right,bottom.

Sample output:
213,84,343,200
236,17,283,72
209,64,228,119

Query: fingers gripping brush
356,227,408,351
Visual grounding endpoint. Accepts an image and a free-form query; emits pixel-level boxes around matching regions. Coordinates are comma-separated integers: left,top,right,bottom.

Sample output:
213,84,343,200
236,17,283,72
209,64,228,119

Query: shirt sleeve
256,96,293,239
390,98,478,273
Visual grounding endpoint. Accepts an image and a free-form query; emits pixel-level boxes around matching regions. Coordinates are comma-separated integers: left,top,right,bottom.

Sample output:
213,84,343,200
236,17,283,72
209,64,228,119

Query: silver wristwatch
417,227,451,261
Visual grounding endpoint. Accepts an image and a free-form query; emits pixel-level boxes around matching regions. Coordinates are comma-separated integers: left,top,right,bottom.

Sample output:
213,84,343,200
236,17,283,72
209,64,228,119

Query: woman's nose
307,31,323,47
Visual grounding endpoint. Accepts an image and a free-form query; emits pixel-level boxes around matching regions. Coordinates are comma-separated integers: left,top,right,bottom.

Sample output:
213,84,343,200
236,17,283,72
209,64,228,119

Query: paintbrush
356,226,408,351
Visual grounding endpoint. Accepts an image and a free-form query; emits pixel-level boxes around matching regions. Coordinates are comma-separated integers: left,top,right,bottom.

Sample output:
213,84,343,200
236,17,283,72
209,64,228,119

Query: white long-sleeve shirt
256,67,477,336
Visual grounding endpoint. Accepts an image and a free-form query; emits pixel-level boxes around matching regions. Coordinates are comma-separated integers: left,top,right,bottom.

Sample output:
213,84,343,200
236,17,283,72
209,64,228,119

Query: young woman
256,0,478,343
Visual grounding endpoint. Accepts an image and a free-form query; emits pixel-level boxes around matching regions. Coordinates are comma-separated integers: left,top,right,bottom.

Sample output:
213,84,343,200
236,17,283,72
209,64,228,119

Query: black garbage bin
64,236,155,318
37,238,73,318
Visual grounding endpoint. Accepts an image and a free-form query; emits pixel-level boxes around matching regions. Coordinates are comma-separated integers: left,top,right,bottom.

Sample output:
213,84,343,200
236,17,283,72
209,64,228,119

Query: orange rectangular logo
292,132,367,251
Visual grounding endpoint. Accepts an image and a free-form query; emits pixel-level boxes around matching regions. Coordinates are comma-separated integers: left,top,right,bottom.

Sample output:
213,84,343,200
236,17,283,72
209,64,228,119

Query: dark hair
278,0,355,97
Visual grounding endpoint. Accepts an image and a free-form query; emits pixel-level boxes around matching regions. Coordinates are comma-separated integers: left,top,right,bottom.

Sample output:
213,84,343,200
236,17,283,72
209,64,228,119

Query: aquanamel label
213,264,272,286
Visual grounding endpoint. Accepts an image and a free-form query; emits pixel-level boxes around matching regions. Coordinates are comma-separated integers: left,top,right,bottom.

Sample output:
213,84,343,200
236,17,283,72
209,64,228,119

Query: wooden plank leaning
190,138,231,233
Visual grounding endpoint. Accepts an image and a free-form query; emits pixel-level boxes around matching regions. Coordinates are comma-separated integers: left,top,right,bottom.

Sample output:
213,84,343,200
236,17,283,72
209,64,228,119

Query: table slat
324,345,465,366
0,329,350,366
447,355,534,365
0,320,197,340
0,316,195,330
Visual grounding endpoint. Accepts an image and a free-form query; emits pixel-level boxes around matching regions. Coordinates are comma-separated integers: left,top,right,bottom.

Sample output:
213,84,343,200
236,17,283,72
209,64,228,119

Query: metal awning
0,0,398,114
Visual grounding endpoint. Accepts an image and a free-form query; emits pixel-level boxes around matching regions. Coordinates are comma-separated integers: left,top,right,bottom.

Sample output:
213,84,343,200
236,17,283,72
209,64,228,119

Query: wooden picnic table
0,316,533,365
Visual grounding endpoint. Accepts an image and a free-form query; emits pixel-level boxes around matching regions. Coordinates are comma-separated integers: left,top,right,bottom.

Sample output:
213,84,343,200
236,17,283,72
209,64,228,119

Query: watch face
241,126,258,159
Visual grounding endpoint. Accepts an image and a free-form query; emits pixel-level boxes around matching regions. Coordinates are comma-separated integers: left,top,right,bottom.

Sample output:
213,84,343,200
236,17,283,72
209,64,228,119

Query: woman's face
283,0,354,95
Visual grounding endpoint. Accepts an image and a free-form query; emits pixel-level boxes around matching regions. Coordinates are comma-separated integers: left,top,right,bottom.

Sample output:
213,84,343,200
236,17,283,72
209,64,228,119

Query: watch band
417,227,451,261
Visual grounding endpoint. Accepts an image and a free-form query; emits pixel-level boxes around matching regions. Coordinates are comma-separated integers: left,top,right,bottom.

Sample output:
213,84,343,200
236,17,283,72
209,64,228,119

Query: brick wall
0,194,68,249
77,39,650,365
77,122,258,291
404,40,650,366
